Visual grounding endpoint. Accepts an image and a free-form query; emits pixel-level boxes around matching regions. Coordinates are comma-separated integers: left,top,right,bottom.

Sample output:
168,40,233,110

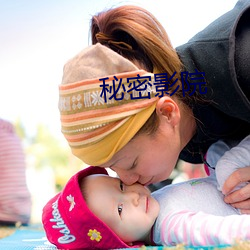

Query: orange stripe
63,120,123,142
59,70,147,90
60,97,158,123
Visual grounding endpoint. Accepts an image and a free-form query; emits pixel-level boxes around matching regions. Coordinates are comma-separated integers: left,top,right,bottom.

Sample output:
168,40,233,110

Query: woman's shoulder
176,0,250,123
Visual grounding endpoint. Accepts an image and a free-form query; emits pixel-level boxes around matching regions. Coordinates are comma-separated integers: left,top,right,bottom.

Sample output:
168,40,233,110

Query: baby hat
59,43,157,166
42,166,141,249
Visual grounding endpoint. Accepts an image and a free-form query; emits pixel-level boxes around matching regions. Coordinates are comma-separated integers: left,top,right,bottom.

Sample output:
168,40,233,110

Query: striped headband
59,43,158,165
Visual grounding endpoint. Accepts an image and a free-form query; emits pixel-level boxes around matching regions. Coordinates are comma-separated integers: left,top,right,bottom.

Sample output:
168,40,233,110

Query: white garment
152,135,250,247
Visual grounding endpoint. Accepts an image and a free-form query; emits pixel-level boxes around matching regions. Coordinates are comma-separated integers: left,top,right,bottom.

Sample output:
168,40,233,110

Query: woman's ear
156,96,180,126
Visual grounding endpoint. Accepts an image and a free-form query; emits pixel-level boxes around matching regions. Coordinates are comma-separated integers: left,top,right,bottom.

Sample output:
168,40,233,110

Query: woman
59,1,250,211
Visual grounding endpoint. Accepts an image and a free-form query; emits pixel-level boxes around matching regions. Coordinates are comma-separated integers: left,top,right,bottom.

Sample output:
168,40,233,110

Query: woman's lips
143,177,154,186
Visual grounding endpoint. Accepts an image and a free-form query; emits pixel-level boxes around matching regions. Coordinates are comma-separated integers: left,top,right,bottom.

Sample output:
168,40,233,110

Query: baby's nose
126,191,140,206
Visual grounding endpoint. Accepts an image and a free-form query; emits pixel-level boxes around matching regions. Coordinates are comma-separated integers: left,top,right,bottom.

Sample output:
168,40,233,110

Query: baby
42,135,250,249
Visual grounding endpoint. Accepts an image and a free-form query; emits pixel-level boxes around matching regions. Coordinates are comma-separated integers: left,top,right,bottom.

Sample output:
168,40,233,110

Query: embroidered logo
50,200,76,244
190,180,203,186
67,194,76,211
88,229,102,242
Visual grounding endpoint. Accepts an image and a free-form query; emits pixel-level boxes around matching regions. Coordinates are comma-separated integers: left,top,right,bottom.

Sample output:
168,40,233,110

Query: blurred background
0,0,238,223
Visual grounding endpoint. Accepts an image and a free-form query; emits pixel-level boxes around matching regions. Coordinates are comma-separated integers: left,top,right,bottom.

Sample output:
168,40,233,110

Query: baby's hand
223,166,250,214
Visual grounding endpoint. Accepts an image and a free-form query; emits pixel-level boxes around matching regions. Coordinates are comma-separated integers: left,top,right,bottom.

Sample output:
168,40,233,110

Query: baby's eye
120,180,124,191
118,204,123,216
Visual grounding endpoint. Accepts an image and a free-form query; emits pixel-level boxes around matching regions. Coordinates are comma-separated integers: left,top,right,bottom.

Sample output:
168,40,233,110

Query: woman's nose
112,168,140,185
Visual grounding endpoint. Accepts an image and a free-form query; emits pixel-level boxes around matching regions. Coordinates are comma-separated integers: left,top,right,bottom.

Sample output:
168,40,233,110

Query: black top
176,0,250,164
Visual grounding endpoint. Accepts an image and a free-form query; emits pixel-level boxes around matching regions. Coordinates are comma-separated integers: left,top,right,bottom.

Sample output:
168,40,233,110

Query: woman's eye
120,180,124,191
118,204,123,216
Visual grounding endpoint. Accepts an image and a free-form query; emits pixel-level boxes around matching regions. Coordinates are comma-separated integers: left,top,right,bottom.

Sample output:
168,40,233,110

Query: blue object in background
0,225,232,250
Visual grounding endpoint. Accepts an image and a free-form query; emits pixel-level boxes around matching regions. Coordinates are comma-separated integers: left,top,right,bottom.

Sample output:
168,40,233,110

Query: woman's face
100,116,182,186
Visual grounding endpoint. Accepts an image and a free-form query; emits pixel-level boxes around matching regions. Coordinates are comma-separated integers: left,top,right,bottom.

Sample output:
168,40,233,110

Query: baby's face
84,175,160,244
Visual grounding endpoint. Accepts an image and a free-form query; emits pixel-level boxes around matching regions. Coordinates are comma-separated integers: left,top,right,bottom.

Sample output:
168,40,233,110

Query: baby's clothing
152,135,250,246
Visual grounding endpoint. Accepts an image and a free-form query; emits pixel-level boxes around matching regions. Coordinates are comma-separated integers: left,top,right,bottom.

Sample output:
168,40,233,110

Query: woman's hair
91,5,181,77
90,5,192,136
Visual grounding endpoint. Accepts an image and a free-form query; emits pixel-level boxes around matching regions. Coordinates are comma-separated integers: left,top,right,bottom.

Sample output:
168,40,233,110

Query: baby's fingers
240,209,250,214
224,185,250,210
222,167,250,195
